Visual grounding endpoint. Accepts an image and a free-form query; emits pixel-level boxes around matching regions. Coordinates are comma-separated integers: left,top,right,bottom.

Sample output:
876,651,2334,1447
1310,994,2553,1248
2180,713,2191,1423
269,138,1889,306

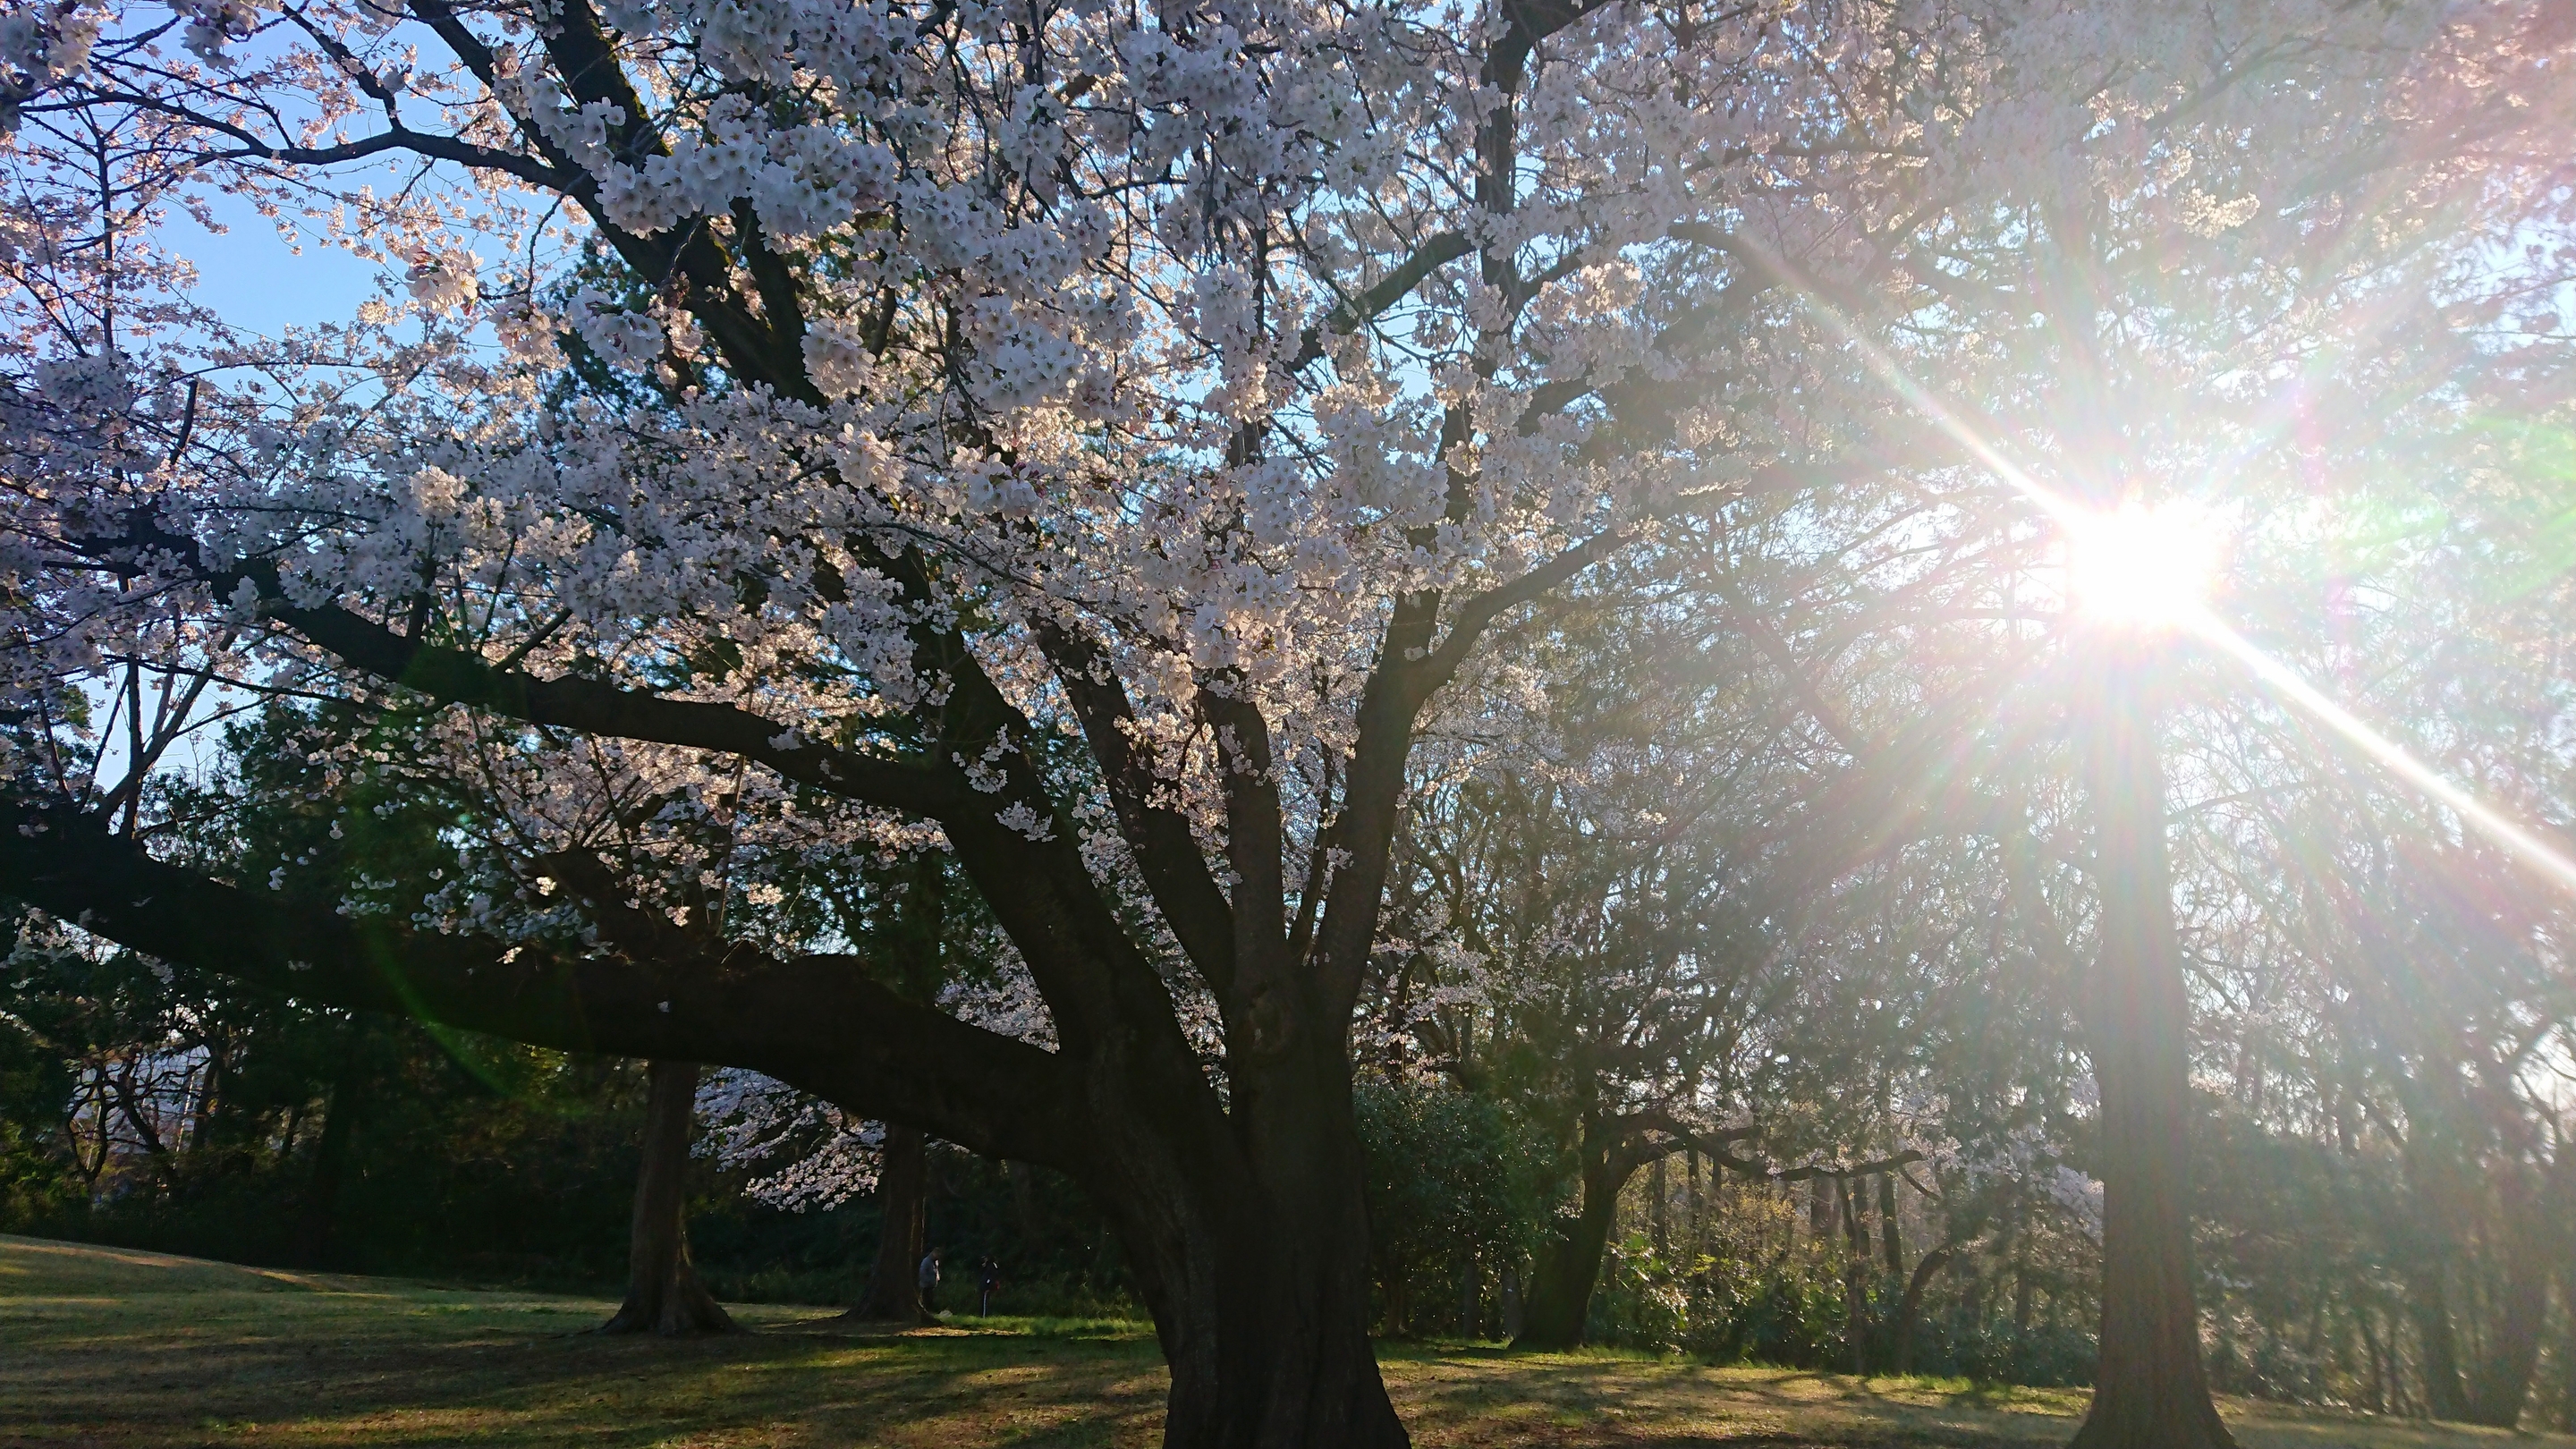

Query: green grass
3,1233,2565,1447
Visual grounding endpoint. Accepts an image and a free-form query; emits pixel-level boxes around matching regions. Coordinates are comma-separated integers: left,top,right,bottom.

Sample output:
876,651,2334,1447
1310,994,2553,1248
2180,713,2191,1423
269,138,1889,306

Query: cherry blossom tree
3,0,2572,1443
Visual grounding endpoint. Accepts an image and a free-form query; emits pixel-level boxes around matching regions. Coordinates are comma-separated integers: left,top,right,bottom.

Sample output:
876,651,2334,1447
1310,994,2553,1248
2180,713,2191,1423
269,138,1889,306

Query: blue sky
161,190,389,339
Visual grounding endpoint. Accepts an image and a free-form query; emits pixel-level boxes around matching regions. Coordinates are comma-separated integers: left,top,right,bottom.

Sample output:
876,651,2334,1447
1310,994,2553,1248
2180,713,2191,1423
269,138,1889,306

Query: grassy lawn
3,1233,2564,1448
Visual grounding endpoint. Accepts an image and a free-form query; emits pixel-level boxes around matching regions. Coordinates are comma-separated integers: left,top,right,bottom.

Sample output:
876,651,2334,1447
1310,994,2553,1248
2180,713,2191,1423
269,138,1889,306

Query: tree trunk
2559,1271,2576,1433
600,1060,734,1335
108,1057,181,1192
1893,1245,1958,1376
1104,1041,1410,1449
1514,1116,1626,1349
1878,1173,1904,1276
2456,1162,2559,1429
1685,1148,1702,1252
1841,1174,1870,1374
2360,1308,2387,1414
2067,645,2236,1449
852,1122,930,1322
295,1058,364,1267
2407,1266,2472,1421
2012,1258,2034,1354
2464,1258,2546,1428
1649,1154,1668,1259
1519,1208,1613,1350
189,1034,230,1158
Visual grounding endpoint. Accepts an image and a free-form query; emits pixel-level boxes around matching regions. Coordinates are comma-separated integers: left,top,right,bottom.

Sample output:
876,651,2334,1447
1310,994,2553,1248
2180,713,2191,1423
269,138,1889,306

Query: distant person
978,1256,999,1316
917,1248,942,1316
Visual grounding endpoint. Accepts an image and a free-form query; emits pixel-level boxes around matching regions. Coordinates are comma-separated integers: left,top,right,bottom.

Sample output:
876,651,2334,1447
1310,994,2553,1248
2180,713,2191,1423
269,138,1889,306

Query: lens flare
1727,236,2576,899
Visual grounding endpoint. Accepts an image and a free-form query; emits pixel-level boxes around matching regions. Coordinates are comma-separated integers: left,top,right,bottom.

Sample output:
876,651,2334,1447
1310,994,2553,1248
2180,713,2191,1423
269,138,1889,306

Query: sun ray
2188,615,2576,894
1731,238,2576,899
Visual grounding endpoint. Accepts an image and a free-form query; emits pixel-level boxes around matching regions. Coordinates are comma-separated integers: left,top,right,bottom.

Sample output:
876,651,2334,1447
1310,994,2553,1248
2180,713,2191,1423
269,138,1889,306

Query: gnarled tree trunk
1514,1115,1626,1349
2067,646,2235,1449
1892,1243,1957,1376
1894,1194,1989,1377
600,1059,734,1335
1108,1040,1409,1448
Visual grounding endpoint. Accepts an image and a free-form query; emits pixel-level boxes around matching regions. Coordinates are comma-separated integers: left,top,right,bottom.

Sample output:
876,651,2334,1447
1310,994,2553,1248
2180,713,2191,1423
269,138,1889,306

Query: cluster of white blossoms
695,1067,886,1210
403,249,482,316
0,1,96,123
0,0,2569,1119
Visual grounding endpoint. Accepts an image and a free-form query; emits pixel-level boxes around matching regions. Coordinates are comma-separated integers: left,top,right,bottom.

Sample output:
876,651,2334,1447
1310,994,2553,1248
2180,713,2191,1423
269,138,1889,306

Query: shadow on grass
2,1235,1170,1448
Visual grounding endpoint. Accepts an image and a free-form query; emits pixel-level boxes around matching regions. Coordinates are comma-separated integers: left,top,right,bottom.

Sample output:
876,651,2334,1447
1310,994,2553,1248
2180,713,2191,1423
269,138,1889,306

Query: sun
2062,501,2223,631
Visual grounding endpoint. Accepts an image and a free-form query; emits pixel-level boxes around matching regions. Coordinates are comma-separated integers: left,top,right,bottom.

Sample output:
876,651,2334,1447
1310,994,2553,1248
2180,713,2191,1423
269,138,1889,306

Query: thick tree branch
242,580,963,815
1199,682,1295,1046
1287,233,1475,370
0,797,1088,1168
395,0,800,390
92,507,1186,1072
1307,589,1443,1021
1626,1106,1926,1183
1030,616,1238,996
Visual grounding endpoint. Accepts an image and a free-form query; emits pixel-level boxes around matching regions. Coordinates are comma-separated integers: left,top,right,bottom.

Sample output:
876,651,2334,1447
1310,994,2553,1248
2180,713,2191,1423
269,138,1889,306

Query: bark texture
2067,647,2235,1449
600,1060,735,1335
1142,1036,1407,1449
